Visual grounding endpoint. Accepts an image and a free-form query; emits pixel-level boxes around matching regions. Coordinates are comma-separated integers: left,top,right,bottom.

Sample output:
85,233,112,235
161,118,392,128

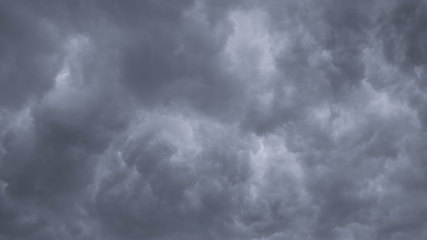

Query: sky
1,0,427,239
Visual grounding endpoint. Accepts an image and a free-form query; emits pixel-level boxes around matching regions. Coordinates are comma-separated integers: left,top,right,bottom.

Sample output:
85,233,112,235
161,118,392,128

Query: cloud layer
1,0,427,239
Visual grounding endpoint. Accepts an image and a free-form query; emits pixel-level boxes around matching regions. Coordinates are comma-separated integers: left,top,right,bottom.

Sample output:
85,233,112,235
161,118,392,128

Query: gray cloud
1,0,427,239
0,1,60,109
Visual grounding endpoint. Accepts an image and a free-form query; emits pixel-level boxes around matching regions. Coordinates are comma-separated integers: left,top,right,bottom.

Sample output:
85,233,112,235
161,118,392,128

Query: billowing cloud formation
1,0,427,239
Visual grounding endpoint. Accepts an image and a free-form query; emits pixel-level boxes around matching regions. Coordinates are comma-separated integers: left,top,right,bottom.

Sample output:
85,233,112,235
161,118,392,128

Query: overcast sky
1,0,427,239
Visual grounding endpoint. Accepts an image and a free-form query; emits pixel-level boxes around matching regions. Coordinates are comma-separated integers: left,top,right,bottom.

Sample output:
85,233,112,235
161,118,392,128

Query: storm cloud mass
1,0,427,239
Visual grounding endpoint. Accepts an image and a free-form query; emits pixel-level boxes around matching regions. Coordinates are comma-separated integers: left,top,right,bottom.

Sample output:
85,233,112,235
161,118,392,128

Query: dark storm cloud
0,1,60,109
1,0,427,240
89,114,253,239
380,0,427,70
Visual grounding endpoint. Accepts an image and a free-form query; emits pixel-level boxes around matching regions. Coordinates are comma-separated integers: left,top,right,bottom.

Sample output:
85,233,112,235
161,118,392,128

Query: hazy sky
1,0,427,239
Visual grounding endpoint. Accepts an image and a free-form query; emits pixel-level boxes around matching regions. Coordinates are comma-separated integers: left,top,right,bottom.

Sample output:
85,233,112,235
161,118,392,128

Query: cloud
0,1,60,109
1,0,427,239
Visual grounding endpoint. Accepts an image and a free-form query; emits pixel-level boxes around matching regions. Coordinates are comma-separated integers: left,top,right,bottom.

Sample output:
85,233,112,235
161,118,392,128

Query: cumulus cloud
1,0,427,239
